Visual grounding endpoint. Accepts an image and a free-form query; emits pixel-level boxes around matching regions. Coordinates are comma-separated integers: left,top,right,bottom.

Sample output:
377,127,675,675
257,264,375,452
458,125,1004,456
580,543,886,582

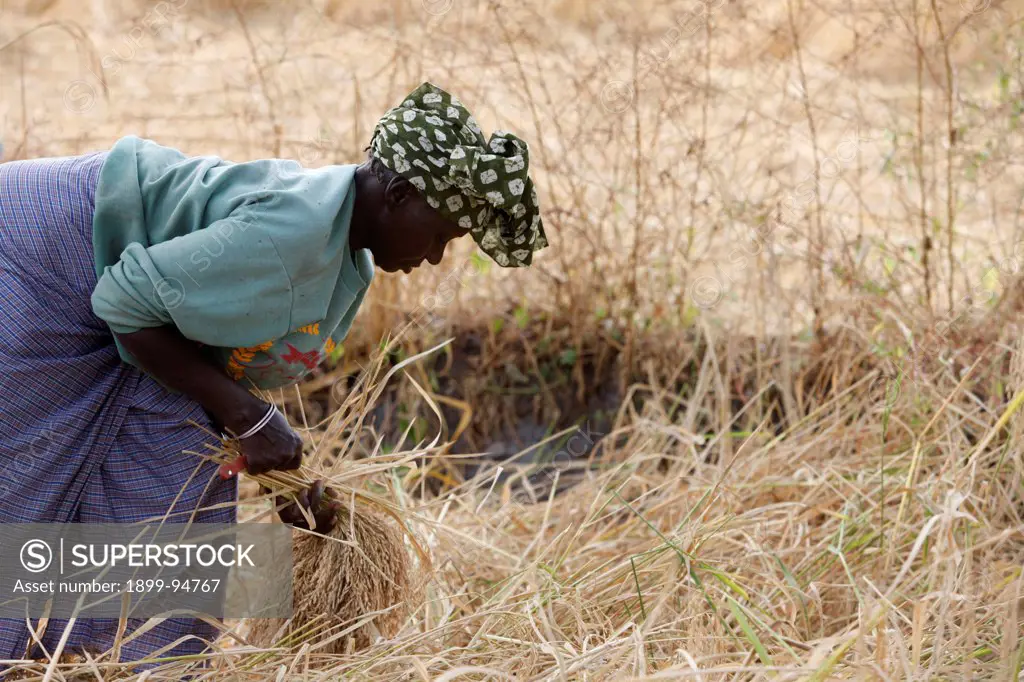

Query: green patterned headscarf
368,82,548,268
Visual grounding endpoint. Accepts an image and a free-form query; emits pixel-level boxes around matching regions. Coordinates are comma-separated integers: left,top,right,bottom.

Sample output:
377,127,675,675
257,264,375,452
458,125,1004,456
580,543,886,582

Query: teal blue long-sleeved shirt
90,136,374,389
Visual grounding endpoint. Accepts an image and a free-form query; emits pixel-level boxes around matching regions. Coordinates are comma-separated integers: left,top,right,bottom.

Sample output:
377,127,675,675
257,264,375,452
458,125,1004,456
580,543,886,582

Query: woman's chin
380,261,418,274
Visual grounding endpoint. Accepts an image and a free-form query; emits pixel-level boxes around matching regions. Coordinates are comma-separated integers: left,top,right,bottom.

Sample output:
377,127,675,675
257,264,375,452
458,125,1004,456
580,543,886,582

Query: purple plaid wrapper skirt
0,152,236,666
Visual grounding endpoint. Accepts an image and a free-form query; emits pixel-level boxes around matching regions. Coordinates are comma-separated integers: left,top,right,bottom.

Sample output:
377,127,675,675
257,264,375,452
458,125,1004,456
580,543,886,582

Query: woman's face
368,178,471,273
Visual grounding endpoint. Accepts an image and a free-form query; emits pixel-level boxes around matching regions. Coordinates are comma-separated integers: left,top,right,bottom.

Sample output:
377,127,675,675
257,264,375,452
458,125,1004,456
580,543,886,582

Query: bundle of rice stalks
246,503,413,653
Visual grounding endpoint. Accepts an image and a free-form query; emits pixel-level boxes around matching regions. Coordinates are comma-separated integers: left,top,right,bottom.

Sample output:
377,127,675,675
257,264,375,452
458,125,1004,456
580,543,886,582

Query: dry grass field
4,0,1024,679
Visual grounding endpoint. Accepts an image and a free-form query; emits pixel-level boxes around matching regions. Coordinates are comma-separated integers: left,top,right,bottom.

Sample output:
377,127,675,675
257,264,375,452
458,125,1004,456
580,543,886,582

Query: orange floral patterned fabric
222,323,342,387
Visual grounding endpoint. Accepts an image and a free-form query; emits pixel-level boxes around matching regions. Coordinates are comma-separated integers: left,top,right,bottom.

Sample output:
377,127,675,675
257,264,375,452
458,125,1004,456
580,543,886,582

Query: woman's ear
383,175,416,209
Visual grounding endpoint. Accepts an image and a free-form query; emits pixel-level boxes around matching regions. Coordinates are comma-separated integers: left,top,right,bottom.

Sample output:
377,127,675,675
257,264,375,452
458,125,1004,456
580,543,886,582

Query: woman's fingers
284,443,303,471
276,487,308,525
314,508,337,533
314,480,340,533
244,451,267,476
314,496,339,533
273,481,337,533
310,479,325,507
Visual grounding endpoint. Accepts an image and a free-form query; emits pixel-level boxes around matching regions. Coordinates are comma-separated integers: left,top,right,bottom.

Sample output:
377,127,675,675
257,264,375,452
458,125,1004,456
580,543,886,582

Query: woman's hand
264,480,340,534
235,407,303,475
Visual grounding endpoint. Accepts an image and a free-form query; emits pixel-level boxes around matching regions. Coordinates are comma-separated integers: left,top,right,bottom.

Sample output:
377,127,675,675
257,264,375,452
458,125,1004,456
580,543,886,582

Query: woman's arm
118,327,337,531
116,326,303,475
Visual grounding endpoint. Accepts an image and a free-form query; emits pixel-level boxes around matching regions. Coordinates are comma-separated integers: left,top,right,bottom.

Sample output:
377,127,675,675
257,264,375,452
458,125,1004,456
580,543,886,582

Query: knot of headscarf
368,82,548,267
